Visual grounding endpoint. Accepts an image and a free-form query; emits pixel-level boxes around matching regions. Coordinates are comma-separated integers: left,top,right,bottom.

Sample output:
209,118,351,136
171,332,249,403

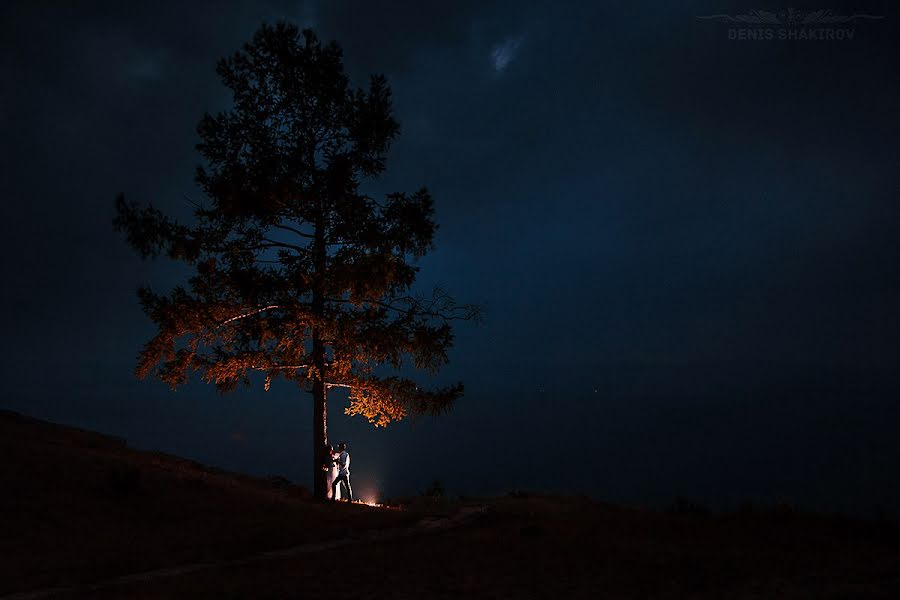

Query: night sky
3,1,900,515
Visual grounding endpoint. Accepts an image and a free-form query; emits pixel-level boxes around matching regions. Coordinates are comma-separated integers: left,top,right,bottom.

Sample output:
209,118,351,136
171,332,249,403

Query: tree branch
328,296,478,321
261,238,306,253
219,305,282,326
272,223,315,239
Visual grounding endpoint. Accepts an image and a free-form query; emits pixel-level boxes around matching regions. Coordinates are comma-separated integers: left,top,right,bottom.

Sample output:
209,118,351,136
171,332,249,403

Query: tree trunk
311,340,328,499
311,206,328,499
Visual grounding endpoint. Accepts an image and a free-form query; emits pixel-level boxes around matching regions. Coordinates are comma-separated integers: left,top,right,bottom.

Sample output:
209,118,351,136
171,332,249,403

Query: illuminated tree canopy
114,23,477,498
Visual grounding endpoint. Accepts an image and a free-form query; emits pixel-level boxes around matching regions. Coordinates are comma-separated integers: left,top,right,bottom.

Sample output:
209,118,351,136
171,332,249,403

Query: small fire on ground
353,499,400,510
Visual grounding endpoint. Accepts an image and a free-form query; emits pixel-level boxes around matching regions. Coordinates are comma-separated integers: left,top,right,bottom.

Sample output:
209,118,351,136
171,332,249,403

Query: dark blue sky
3,1,900,514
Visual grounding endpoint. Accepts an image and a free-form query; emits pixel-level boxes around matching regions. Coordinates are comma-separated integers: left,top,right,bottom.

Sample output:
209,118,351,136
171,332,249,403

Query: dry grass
90,495,900,599
0,410,417,596
3,410,900,599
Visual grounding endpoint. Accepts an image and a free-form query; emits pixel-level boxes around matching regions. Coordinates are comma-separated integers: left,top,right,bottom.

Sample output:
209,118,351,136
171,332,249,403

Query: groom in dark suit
331,442,353,502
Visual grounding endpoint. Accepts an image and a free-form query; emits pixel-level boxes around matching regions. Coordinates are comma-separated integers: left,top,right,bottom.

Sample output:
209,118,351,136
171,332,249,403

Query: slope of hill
0,410,417,597
3,410,900,599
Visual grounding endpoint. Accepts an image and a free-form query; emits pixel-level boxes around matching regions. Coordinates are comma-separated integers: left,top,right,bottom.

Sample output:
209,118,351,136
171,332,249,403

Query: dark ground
3,410,900,599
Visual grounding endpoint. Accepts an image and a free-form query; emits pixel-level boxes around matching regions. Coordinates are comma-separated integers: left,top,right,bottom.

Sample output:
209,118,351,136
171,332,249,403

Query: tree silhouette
114,23,477,499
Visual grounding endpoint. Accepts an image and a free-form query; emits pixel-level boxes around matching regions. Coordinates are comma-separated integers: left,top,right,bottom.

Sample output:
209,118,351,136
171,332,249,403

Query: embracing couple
325,442,353,502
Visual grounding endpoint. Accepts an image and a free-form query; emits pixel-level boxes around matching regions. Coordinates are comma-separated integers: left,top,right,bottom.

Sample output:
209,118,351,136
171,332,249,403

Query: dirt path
2,506,487,600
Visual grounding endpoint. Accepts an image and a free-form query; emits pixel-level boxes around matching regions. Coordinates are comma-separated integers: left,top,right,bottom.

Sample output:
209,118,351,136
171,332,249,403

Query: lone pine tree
114,23,477,499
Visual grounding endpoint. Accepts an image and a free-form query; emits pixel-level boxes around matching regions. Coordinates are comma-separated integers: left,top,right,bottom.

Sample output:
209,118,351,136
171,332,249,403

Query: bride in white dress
325,444,341,500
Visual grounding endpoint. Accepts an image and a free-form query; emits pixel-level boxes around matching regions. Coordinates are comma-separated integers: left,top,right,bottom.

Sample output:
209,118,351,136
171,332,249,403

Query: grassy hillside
3,410,900,599
0,410,417,596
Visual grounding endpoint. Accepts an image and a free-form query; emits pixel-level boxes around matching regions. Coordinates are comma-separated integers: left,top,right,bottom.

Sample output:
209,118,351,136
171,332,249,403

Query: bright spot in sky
490,37,522,72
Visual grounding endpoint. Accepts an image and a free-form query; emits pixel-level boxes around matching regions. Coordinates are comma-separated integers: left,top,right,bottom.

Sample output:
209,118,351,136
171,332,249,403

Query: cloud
490,36,522,72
